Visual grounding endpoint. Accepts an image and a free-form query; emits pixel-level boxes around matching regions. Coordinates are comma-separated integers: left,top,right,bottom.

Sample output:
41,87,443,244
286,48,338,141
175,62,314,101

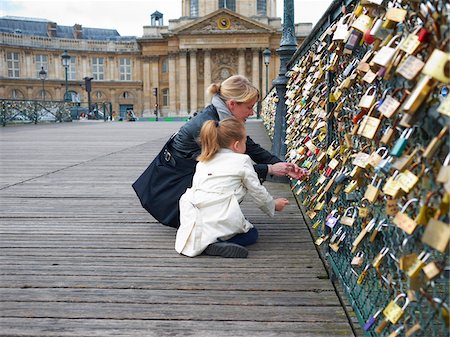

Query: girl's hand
275,198,289,211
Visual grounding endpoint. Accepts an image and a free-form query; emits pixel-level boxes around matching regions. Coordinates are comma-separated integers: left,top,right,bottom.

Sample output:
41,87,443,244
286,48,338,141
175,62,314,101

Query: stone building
0,0,311,118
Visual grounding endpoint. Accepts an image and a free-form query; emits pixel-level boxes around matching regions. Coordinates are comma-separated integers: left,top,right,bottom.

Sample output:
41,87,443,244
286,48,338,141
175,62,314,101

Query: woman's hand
275,198,289,211
268,162,309,180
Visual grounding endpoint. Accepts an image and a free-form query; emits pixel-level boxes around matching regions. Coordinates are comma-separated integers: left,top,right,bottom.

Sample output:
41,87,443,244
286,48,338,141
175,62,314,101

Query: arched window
257,0,267,15
190,0,198,17
218,0,236,11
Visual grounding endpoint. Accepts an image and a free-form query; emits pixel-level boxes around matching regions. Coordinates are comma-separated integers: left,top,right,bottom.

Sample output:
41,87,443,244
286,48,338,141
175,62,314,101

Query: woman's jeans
225,227,258,246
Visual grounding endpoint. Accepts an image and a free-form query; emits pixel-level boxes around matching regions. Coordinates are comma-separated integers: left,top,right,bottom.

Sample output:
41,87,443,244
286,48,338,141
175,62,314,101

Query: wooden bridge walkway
0,120,356,336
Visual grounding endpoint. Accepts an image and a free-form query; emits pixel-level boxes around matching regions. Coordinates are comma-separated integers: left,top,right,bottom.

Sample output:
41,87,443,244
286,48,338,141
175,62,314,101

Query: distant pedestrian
175,118,289,258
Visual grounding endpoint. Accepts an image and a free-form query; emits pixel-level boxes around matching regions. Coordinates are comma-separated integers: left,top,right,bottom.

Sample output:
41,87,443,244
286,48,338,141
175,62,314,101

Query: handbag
132,135,197,228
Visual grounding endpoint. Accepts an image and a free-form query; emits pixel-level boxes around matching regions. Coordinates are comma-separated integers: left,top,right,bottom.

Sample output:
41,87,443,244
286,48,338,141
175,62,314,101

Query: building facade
0,0,311,118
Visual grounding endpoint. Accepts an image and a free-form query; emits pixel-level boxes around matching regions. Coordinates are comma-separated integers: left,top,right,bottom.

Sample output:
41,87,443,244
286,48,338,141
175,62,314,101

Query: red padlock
418,27,430,43
363,28,376,44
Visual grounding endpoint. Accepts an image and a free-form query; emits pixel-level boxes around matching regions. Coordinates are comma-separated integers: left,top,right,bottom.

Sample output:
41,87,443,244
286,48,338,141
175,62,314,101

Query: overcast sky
1,0,333,36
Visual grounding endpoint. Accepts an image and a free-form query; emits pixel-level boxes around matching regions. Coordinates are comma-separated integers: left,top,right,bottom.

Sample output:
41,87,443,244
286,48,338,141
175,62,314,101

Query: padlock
369,219,386,242
375,155,394,174
406,250,431,278
352,13,373,33
383,5,407,29
372,247,389,269
392,147,420,172
368,147,389,168
358,85,378,109
335,167,351,185
385,196,399,216
382,293,410,324
364,175,383,203
396,163,424,193
341,207,357,227
422,126,449,159
329,231,346,252
371,34,403,68
351,251,364,267
415,192,437,226
363,308,382,331
356,264,371,285
437,152,450,184
422,261,442,280
421,47,450,84
390,128,414,157
343,29,364,54
351,218,376,253
333,13,353,41
393,198,419,235
357,102,383,140
422,218,450,253
401,75,438,114
325,210,340,229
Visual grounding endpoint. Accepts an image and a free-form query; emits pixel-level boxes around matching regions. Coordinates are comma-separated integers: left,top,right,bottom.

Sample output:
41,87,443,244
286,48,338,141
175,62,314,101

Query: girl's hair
197,118,246,162
207,75,260,103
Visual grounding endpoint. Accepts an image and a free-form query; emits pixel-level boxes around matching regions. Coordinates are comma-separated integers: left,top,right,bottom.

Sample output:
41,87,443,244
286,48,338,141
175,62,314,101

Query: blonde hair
197,118,246,162
207,75,260,103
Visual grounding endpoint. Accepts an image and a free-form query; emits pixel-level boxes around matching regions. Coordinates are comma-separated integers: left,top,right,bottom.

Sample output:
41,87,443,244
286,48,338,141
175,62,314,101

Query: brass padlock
393,198,419,235
422,218,450,253
382,293,409,324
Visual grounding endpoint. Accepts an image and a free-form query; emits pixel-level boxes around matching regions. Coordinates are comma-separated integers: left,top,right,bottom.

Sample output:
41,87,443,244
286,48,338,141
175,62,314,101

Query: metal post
61,50,71,102
39,67,47,101
263,48,271,95
271,0,297,160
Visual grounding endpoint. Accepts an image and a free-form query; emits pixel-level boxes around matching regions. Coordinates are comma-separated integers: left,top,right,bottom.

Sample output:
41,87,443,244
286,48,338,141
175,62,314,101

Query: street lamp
263,48,271,95
61,50,71,102
38,66,47,101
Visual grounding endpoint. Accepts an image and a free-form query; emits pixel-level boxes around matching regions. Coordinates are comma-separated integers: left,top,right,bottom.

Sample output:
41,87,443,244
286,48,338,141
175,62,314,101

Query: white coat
175,149,275,257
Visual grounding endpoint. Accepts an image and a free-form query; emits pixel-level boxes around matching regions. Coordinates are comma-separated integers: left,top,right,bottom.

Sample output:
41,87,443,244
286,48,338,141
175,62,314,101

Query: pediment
173,8,276,35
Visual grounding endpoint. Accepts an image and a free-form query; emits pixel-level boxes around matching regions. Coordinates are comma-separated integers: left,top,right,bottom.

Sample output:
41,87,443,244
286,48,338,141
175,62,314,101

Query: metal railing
261,0,449,336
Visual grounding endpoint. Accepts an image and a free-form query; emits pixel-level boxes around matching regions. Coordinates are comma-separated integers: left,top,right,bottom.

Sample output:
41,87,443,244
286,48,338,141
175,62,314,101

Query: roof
0,16,136,41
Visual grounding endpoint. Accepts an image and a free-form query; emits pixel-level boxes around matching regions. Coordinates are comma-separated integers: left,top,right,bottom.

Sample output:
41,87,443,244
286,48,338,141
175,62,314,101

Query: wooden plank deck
0,120,356,337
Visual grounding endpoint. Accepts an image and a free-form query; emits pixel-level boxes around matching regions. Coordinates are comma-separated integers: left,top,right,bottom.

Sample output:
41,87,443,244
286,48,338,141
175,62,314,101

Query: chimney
73,24,82,39
47,22,57,37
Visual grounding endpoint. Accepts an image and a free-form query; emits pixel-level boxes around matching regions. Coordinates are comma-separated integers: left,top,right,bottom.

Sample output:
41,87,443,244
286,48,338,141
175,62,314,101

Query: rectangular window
68,57,76,80
219,0,235,11
190,0,198,16
162,88,169,106
35,54,48,78
119,58,132,81
7,52,20,78
257,0,267,15
92,57,104,80
161,58,168,73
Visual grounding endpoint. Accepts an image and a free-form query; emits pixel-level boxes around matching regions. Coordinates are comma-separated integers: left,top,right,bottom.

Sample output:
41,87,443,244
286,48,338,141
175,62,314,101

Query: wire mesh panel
262,0,449,336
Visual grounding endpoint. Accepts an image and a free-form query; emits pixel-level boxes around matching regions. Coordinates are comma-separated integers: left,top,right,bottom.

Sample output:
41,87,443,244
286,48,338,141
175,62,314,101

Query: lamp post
271,0,297,161
39,66,47,101
263,48,271,95
61,50,71,102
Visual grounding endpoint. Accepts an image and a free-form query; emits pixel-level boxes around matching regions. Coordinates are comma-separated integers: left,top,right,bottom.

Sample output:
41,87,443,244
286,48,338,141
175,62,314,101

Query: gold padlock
422,218,450,253
382,293,409,324
421,48,450,84
393,198,419,235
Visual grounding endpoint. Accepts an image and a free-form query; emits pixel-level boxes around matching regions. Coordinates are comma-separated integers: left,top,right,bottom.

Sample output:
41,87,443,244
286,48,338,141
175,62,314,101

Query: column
238,49,246,76
252,49,260,91
189,49,198,114
179,50,188,115
142,58,151,116
151,56,159,114
203,49,211,107
168,53,177,114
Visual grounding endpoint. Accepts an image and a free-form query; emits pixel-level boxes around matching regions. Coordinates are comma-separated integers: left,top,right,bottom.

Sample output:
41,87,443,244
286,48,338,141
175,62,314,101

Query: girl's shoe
204,242,248,258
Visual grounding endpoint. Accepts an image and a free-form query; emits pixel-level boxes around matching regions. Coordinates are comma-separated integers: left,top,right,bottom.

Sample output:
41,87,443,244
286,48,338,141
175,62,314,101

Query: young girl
175,118,289,258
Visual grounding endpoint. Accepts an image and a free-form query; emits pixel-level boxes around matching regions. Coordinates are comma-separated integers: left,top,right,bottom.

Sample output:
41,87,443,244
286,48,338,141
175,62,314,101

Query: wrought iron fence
0,99,113,126
261,0,449,336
